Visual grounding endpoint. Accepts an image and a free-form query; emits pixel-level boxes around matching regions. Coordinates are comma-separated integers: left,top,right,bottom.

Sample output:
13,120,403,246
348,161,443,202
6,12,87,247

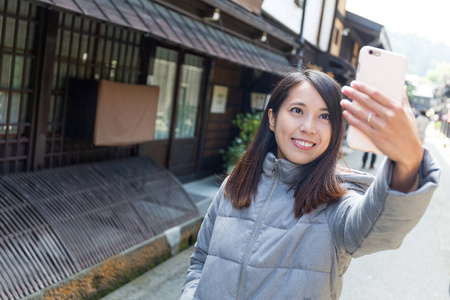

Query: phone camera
369,50,373,55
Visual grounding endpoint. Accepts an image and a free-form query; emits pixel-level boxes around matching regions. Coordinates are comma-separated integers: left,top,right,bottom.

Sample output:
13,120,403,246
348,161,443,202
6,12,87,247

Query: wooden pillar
32,9,59,171
195,58,215,174
166,49,184,169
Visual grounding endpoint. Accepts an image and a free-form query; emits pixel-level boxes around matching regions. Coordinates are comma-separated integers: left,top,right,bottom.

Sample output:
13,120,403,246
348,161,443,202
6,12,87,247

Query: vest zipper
237,158,280,300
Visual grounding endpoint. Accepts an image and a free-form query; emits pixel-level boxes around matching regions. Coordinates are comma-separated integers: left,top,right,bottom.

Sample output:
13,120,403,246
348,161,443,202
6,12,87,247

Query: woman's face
268,81,332,165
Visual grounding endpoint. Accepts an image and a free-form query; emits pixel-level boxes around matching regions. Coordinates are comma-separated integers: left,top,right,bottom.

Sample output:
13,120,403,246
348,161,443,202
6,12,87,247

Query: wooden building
0,0,375,181
0,0,311,181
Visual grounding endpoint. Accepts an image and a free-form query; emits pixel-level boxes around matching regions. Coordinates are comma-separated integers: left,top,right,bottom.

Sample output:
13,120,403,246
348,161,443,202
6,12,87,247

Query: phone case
346,46,408,153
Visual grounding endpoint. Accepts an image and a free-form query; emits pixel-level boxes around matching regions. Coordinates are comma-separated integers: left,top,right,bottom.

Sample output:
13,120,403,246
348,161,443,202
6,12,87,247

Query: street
108,128,450,300
339,129,450,300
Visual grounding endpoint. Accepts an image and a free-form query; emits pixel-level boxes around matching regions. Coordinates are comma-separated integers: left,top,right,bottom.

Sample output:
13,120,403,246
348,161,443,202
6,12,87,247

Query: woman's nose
299,117,316,134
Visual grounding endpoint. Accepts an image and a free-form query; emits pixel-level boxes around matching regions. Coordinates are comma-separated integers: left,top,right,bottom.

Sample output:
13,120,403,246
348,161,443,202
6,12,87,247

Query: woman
180,70,440,299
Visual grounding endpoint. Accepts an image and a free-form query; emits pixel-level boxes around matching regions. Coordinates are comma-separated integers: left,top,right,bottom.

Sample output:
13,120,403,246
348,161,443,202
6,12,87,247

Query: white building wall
302,1,322,46
262,0,337,52
261,0,302,34
317,0,336,52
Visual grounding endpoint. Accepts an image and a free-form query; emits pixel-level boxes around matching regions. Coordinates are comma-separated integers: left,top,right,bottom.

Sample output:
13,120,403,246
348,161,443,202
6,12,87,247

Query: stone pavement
100,176,222,300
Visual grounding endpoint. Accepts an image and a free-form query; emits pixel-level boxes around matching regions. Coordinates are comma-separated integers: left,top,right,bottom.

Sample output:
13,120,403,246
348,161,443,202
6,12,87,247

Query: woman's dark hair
224,69,346,217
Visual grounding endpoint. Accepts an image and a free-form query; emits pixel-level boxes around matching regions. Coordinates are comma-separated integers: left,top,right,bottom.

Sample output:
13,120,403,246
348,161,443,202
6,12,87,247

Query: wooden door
168,53,206,176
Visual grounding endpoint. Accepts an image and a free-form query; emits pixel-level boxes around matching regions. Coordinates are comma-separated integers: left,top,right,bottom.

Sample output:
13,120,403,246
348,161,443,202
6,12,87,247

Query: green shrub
221,112,263,170
435,120,442,129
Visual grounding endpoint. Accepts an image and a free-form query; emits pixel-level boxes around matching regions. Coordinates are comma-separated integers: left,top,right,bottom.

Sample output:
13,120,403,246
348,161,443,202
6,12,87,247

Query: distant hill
387,30,450,77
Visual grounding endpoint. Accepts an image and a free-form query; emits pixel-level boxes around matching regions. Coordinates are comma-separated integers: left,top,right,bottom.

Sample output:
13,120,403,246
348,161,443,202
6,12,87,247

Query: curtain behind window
153,47,178,140
175,54,204,139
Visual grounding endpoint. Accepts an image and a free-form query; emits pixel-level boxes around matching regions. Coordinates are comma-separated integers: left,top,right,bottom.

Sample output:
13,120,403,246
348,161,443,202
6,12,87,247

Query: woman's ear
268,109,275,132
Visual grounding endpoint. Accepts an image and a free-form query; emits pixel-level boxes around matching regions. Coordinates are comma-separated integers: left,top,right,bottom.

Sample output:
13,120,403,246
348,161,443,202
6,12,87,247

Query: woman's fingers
342,85,387,116
340,99,385,133
402,86,418,121
341,81,423,167
350,81,401,109
341,83,389,132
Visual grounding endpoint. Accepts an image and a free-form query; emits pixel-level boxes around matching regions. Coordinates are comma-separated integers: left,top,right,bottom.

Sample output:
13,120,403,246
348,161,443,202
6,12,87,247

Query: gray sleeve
180,179,226,300
329,148,440,258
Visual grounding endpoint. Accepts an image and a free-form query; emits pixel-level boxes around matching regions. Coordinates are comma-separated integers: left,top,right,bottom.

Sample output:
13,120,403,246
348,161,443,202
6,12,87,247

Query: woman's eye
320,113,330,120
291,107,302,114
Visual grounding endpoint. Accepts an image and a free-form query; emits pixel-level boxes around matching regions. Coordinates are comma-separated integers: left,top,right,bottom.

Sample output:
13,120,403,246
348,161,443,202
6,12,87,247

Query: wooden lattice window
46,12,144,168
0,0,38,175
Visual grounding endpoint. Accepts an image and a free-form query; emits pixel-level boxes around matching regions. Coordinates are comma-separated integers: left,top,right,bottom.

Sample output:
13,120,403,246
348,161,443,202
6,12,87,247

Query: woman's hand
341,81,423,192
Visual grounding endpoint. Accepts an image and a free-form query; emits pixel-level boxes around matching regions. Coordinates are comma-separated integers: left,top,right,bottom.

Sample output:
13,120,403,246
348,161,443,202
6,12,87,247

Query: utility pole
297,0,307,68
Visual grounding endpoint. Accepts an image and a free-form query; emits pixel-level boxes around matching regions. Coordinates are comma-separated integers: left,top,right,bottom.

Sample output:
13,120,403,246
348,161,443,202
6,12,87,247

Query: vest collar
262,152,304,183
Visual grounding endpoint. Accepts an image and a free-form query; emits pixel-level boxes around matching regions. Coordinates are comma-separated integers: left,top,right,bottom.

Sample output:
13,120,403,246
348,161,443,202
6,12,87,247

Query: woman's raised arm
341,81,423,192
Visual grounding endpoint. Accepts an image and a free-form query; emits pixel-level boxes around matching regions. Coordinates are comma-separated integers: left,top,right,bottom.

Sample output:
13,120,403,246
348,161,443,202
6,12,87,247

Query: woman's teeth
294,139,314,147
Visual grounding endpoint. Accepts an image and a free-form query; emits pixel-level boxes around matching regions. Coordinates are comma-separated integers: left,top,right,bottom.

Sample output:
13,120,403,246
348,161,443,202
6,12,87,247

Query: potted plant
221,111,263,172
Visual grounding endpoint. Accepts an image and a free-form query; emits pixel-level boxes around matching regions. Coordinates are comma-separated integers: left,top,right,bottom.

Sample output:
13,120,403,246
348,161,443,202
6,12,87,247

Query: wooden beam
32,9,59,171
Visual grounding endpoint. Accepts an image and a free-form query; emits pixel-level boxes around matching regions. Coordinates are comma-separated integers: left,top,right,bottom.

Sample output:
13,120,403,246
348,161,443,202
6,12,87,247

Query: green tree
221,112,263,170
406,84,415,101
425,62,450,83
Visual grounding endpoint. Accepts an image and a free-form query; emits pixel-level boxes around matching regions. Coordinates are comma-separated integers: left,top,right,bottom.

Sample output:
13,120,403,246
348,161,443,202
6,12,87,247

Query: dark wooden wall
198,60,245,174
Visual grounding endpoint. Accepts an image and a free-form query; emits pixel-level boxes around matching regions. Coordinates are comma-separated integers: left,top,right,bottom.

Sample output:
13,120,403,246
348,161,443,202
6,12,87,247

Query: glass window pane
64,14,73,28
20,94,30,123
52,63,58,90
78,65,85,78
82,19,91,33
73,15,81,31
115,28,121,40
0,15,3,44
135,33,141,45
80,34,89,60
70,32,80,58
55,96,64,123
13,55,23,88
7,0,17,15
17,20,27,51
61,30,71,58
10,93,20,123
30,4,37,18
58,62,67,89
107,26,114,38
104,40,112,64
125,44,133,66
153,47,178,140
24,57,32,88
89,36,96,60
68,63,76,80
0,92,8,125
26,21,35,51
174,54,204,139
19,2,30,18
5,18,16,49
55,29,61,57
132,50,139,69
1,54,12,88
48,95,55,122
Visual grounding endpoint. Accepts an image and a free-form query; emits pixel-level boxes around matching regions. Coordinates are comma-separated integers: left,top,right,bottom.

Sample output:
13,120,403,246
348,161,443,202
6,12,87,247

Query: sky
346,0,450,46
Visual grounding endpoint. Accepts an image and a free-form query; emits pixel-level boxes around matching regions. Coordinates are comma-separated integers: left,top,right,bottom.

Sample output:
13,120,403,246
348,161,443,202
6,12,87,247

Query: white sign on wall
210,85,228,113
251,93,270,111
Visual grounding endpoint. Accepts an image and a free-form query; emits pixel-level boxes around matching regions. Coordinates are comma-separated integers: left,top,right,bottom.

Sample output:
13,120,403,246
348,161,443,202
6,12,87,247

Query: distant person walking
416,110,429,144
362,152,377,169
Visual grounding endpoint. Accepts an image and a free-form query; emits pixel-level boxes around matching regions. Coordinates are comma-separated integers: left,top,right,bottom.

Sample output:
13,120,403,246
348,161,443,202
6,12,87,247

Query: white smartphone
346,46,408,153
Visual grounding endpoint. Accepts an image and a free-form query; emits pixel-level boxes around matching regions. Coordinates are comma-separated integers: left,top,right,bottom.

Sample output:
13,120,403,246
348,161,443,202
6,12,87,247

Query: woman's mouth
292,138,315,149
